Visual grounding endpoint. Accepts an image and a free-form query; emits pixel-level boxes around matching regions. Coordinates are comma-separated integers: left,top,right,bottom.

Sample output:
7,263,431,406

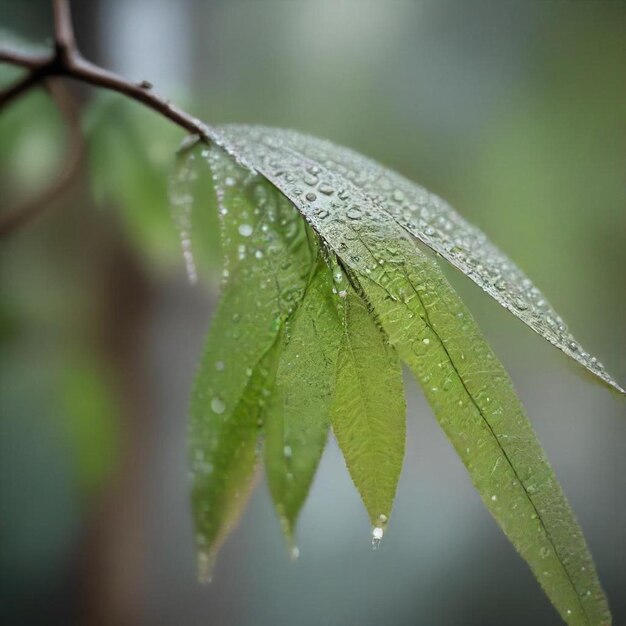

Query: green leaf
352,236,610,626
330,283,405,542
191,341,280,581
205,124,623,394
264,262,342,545
189,146,315,575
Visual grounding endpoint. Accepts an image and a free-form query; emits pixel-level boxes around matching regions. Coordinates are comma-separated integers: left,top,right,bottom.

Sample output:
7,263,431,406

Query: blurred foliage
86,95,221,278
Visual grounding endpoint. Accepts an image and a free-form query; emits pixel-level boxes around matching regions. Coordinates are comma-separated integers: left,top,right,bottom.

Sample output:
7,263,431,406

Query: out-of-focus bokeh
1,1,625,625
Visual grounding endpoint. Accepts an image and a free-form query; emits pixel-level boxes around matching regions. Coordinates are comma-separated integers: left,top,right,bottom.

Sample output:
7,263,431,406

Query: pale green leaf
330,284,405,540
189,146,315,575
353,236,610,626
264,262,342,543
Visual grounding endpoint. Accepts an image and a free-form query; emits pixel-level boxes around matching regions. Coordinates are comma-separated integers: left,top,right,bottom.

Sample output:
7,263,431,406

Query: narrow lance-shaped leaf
191,342,280,581
189,145,315,576
264,261,343,547
352,235,610,626
205,124,623,394
330,280,406,544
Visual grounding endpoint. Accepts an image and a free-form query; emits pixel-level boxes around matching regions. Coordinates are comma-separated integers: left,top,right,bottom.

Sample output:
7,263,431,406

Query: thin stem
53,0,77,56
0,49,51,69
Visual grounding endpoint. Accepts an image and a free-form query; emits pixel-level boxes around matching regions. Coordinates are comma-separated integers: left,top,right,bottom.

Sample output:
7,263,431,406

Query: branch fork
0,0,209,236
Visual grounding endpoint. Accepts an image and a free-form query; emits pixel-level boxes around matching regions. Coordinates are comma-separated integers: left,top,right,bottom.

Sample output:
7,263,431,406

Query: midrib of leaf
341,307,382,513
330,287,406,528
344,324,380,524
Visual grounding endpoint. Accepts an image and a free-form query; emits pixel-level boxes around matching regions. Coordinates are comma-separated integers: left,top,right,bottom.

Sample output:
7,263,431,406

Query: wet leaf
189,145,315,575
352,235,610,626
205,124,623,395
191,342,279,581
264,262,342,544
330,284,405,543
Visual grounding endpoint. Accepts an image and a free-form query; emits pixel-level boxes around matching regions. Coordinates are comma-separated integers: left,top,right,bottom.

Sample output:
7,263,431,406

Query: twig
0,0,210,236
0,79,84,237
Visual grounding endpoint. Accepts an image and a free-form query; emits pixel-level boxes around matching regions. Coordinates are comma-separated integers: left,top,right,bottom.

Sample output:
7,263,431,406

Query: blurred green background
1,1,625,625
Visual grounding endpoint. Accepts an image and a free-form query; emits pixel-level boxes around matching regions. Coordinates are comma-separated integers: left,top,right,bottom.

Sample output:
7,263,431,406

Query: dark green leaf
264,262,342,545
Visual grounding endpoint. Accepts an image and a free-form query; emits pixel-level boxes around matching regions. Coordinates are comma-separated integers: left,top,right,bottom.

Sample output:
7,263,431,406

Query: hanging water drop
371,526,384,549
170,169,198,285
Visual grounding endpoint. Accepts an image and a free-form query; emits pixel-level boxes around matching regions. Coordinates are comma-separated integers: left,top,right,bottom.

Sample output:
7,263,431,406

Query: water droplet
371,526,384,549
211,397,226,414
491,495,497,502
513,297,528,311
422,338,430,345
225,176,236,187
197,549,214,583
347,207,362,220
238,224,253,237
305,192,317,202
283,445,292,458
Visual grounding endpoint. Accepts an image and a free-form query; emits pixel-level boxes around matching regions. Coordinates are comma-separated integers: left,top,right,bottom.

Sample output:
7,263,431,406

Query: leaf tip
197,548,216,584
371,513,389,550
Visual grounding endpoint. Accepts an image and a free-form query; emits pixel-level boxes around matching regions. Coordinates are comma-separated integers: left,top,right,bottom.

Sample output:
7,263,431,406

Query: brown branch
0,0,210,236
0,79,85,237
0,49,52,69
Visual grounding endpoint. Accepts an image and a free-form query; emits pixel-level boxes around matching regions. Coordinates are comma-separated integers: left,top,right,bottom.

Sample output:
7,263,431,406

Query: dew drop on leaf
210,397,226,414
